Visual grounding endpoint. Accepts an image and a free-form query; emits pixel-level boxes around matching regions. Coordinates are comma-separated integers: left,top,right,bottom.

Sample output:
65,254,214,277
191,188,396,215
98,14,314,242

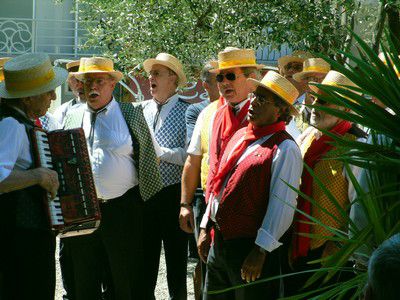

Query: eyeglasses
82,77,112,86
216,72,245,83
148,70,174,78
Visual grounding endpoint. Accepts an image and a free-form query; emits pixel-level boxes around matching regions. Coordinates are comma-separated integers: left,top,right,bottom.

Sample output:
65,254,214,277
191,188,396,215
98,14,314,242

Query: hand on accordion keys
33,167,59,199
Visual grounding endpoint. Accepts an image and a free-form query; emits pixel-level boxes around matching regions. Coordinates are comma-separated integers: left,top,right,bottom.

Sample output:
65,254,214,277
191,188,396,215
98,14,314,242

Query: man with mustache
289,71,367,294
62,57,163,299
199,71,302,299
0,53,67,299
141,52,191,299
53,59,87,127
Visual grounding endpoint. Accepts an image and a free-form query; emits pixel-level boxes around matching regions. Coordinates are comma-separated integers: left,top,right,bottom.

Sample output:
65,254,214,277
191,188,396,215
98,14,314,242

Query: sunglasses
216,72,245,83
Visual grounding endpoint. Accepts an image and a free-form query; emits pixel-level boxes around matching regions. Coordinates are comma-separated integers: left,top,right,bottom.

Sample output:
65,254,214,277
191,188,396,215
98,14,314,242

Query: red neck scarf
206,98,251,203
216,96,225,109
34,118,42,128
210,121,286,196
292,120,352,260
220,99,251,147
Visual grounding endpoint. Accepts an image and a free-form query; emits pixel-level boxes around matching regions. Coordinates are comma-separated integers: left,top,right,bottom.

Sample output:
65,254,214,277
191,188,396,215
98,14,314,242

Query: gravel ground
55,238,197,300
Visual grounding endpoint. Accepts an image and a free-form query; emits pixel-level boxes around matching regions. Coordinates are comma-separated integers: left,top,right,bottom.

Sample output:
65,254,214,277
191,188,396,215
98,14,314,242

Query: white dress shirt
0,116,32,183
142,93,187,166
200,134,303,252
81,99,137,200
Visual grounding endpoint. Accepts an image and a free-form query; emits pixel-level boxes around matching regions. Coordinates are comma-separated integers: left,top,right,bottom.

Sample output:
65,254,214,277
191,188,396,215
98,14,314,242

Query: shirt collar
86,97,116,115
153,93,180,108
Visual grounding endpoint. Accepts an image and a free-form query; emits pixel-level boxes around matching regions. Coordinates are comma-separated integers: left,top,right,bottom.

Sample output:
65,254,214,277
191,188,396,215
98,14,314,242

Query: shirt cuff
0,167,12,183
255,228,282,252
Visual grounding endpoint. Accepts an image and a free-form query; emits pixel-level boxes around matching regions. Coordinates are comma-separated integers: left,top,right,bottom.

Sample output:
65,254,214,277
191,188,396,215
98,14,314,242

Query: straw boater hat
0,53,68,99
74,57,123,82
0,57,12,82
309,70,360,98
278,50,313,69
210,47,265,73
66,60,80,71
248,71,300,116
293,58,331,82
378,52,400,78
143,53,187,87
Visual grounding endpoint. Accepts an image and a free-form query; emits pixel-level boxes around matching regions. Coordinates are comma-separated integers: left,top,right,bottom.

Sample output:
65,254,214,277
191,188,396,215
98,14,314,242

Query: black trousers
143,183,188,300
0,228,56,300
203,229,281,300
192,189,207,294
62,186,144,300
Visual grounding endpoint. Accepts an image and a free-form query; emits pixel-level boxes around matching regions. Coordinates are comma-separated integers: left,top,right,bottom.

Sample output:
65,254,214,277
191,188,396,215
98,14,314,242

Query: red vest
215,128,293,240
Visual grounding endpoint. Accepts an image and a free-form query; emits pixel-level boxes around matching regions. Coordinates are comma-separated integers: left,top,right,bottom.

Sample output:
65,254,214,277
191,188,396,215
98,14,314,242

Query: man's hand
34,167,59,199
179,206,195,233
197,228,211,263
241,246,267,283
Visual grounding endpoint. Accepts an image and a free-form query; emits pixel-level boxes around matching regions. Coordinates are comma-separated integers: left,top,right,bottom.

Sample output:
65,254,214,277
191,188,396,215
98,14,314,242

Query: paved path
55,238,197,300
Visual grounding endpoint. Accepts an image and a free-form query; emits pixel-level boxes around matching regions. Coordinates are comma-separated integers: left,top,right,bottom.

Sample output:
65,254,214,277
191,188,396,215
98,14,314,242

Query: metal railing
0,17,99,58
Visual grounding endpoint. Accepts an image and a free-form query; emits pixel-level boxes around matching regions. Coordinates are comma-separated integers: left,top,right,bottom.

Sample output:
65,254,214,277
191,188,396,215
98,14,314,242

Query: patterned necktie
64,103,163,201
118,102,163,201
88,107,107,151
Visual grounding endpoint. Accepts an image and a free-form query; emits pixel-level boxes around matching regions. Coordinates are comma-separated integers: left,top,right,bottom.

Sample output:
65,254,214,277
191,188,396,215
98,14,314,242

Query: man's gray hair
368,233,400,300
200,61,216,84
241,67,261,80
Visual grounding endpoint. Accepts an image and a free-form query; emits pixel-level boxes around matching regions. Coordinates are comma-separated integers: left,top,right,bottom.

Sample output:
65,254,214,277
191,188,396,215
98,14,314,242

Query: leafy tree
75,0,378,75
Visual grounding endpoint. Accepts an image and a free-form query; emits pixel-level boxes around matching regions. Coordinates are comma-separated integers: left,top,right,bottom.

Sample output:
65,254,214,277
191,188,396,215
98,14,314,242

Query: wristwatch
180,202,192,208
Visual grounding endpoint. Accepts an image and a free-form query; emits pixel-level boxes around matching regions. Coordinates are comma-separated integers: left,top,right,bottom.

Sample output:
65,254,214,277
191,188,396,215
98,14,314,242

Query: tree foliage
75,0,378,75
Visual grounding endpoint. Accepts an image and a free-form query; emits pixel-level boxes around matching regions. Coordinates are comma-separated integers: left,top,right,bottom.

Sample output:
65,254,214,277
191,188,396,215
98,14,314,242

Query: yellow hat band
263,81,295,104
303,65,330,73
6,69,55,92
84,65,114,72
219,58,257,69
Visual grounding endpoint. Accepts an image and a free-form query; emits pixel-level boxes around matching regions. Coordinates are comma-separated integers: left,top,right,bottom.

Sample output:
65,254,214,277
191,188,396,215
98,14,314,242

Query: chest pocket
95,128,133,156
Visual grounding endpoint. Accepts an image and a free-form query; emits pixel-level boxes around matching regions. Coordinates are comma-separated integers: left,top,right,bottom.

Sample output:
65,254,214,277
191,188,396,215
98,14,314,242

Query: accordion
31,127,101,238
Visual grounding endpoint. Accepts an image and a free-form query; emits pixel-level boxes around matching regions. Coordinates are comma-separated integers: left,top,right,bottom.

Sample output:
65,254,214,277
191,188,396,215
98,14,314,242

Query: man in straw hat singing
199,71,303,299
0,53,67,299
62,56,163,299
288,70,367,295
140,52,191,299
53,59,87,126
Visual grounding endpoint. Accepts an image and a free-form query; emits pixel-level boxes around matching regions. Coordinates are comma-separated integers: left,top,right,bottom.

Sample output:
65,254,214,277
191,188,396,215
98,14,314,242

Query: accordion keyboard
34,130,64,226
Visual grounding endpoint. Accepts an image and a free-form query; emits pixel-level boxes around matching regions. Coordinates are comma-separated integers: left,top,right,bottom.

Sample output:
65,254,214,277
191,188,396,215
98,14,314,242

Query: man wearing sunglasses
289,71,367,295
199,71,302,299
196,47,264,285
278,50,312,97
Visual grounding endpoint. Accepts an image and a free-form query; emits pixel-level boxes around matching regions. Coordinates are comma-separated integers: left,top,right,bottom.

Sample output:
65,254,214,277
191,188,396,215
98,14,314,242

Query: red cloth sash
34,118,42,128
211,121,286,196
206,98,250,202
292,120,352,260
